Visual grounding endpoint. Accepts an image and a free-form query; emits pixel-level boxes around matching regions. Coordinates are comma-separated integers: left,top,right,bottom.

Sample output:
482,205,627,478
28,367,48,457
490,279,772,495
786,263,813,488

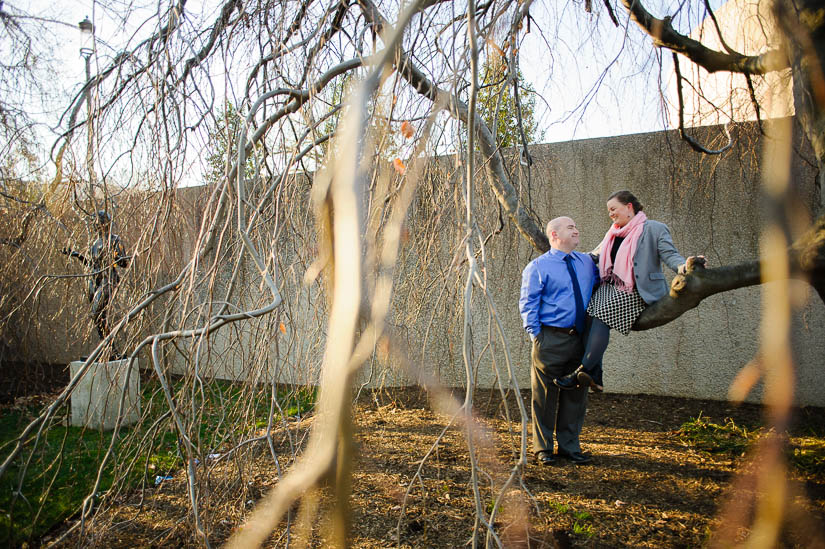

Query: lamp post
79,16,95,203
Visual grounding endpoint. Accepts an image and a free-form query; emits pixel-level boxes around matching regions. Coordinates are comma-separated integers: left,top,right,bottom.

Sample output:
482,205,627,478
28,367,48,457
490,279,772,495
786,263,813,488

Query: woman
553,190,701,393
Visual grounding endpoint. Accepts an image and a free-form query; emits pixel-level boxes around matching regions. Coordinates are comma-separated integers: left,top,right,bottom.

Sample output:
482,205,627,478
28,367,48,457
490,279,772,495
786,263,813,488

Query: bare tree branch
621,0,789,75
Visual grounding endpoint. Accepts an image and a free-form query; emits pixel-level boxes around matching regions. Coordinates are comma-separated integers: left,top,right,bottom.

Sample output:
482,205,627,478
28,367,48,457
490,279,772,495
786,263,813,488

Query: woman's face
607,197,635,227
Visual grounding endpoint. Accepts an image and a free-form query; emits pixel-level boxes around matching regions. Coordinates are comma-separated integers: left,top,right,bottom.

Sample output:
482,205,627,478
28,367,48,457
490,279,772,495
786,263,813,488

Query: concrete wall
9,120,824,406
391,120,824,406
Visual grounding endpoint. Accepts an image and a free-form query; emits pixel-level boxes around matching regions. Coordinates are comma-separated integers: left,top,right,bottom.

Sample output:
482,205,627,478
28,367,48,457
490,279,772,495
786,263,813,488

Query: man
519,216,598,465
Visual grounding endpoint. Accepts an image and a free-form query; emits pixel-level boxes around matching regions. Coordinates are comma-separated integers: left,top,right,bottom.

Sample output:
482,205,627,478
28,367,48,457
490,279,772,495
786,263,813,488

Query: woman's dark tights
581,317,611,385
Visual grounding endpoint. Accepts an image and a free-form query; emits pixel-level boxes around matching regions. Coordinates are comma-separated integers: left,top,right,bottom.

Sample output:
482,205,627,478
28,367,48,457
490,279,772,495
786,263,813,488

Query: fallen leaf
279,322,286,334
400,121,414,139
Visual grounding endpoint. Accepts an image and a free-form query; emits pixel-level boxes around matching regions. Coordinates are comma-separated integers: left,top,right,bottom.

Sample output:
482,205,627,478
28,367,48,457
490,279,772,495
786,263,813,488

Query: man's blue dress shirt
519,249,599,337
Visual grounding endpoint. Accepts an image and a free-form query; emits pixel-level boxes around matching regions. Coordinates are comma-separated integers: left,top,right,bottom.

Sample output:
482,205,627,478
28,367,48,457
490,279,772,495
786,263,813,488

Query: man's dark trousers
531,326,588,456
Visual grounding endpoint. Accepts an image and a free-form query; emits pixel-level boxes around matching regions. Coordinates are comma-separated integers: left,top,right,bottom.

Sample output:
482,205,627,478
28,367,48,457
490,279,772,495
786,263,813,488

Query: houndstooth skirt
586,282,647,335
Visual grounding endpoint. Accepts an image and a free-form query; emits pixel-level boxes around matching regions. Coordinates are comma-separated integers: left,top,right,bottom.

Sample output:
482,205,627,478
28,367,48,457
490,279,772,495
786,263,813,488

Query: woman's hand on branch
678,255,707,275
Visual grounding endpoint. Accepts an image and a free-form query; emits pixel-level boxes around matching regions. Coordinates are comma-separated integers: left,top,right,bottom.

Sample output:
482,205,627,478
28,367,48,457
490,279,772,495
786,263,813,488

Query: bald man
519,217,598,465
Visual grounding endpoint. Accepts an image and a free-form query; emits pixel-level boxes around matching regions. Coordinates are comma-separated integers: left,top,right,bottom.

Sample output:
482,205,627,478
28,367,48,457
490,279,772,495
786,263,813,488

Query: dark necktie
563,254,585,335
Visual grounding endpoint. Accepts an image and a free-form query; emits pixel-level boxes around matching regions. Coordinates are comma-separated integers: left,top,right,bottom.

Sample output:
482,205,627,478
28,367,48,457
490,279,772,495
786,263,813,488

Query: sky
12,0,736,189
28,0,695,141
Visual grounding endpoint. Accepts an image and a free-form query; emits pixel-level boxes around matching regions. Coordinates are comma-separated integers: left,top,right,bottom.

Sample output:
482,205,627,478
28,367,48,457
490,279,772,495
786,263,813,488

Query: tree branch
357,0,550,252
672,52,734,155
621,0,789,75
634,214,825,329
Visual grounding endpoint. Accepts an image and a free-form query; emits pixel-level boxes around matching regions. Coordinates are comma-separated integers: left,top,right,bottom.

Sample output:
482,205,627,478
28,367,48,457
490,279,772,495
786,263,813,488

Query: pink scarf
597,211,647,293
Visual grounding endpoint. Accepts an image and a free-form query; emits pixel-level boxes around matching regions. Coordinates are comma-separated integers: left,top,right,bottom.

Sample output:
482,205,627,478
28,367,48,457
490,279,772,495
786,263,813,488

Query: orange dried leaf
279,322,287,334
400,120,414,139
486,39,505,58
378,337,390,359
393,158,406,175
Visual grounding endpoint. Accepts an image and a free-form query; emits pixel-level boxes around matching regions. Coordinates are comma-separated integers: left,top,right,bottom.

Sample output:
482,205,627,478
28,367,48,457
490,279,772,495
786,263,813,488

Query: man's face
551,218,579,251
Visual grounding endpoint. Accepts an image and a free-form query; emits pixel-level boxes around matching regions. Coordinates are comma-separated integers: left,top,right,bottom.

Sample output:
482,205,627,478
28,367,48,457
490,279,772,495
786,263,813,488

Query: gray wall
14,121,824,406
395,120,824,406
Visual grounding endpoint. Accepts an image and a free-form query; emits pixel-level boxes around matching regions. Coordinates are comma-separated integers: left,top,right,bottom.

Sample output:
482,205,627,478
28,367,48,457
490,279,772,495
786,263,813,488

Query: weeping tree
0,0,824,546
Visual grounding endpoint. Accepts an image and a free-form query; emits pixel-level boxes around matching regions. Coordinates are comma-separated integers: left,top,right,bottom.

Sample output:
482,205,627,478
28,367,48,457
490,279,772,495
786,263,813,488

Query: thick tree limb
633,259,760,330
634,214,825,329
621,0,789,75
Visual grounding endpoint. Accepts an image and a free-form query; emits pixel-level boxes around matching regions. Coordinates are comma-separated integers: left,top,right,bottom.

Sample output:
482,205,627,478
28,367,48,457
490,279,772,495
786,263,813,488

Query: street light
79,16,94,59
79,16,96,204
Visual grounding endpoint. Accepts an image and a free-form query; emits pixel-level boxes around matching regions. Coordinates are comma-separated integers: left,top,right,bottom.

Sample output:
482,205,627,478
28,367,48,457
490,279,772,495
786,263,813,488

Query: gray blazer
631,219,686,304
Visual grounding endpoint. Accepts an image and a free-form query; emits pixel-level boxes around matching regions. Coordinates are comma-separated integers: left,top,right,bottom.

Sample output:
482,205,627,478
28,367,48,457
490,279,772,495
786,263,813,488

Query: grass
548,500,595,539
0,406,118,546
676,414,755,456
677,414,825,476
572,520,595,537
789,437,825,474
0,380,316,546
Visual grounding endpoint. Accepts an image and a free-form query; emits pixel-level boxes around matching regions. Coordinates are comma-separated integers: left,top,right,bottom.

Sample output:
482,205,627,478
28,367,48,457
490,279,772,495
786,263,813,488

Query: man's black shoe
553,366,583,390
558,450,593,465
535,451,557,466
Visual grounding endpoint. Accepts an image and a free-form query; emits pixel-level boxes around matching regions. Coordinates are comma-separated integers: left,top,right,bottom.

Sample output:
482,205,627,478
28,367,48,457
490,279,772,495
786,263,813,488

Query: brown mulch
45,388,825,548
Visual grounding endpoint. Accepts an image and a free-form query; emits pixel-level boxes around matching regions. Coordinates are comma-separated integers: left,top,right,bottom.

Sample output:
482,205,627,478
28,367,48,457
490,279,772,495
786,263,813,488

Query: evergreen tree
476,60,544,149
205,103,255,186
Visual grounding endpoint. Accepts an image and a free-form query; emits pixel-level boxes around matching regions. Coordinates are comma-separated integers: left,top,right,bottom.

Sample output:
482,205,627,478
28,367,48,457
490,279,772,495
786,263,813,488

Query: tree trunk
778,0,825,211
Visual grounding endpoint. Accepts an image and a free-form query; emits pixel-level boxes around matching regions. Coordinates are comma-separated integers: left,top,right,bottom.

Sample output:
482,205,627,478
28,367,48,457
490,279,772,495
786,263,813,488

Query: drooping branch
0,205,41,248
774,0,825,201
672,52,734,155
358,0,550,252
620,0,789,75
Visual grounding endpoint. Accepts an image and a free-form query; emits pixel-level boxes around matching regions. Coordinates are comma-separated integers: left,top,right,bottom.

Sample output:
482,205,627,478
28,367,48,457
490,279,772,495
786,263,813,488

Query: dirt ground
42,388,825,548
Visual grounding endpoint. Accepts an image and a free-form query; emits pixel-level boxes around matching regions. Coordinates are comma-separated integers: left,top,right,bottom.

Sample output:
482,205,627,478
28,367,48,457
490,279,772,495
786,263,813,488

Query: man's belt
543,325,578,336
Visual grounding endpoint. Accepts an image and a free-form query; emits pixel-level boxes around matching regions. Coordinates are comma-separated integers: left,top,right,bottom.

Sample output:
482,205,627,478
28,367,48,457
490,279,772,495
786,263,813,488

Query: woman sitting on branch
554,190,704,393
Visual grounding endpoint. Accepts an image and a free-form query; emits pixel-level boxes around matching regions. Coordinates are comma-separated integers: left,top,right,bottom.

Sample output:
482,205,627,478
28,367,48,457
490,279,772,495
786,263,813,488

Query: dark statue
63,211,129,354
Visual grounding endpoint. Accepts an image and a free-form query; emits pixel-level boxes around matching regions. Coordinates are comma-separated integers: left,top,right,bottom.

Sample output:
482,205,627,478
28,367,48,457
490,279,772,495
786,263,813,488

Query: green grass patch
789,437,825,475
677,414,825,476
572,520,595,537
0,381,317,546
572,510,592,521
548,500,595,538
0,407,117,546
676,415,756,456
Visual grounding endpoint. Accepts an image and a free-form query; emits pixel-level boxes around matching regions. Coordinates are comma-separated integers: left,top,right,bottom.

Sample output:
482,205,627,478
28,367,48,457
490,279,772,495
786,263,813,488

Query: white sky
14,0,730,186
28,1,704,137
